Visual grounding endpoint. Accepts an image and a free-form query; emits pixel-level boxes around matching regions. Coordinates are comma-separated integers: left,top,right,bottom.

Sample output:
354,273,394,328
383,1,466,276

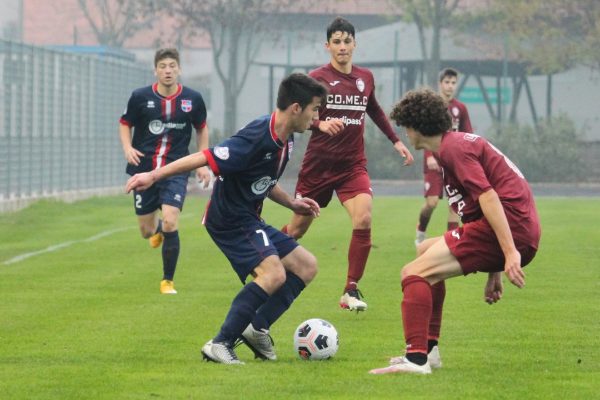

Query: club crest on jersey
356,78,365,93
181,99,192,112
452,106,459,117
214,146,229,160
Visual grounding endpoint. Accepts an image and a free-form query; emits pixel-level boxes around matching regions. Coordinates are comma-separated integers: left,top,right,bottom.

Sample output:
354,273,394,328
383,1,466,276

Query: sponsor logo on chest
148,120,187,135
251,176,277,195
326,94,368,106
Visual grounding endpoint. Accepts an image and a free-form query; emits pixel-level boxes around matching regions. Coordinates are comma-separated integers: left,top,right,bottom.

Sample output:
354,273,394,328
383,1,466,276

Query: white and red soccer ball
293,318,339,360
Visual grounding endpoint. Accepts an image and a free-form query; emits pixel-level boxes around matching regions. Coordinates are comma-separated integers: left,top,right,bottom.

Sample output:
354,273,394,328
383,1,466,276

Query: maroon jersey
300,64,399,174
447,98,472,132
437,132,540,249
424,98,472,172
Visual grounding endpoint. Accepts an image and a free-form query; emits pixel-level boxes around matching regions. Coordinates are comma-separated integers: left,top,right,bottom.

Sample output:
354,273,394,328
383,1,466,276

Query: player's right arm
268,185,320,217
126,151,208,193
310,119,345,136
478,189,524,288
119,123,144,166
424,151,440,171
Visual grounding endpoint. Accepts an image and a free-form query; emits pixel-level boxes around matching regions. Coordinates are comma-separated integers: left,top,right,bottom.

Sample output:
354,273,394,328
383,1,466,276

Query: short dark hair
326,16,355,41
390,88,452,136
154,48,180,67
277,73,328,111
439,67,459,82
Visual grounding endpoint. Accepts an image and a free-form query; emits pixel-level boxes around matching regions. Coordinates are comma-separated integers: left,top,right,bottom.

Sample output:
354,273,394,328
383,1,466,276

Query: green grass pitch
0,194,598,399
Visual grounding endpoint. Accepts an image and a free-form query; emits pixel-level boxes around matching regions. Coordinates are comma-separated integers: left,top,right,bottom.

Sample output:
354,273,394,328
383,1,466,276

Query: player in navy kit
282,17,414,312
126,73,327,364
119,48,210,294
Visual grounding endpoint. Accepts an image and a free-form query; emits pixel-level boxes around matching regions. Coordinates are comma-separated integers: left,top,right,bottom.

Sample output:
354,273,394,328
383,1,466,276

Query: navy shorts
206,220,299,283
132,173,188,215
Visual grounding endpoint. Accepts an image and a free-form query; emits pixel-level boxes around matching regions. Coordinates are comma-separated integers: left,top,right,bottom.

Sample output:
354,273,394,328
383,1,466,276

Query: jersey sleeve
191,93,208,131
444,138,492,202
203,133,257,176
366,84,399,144
460,103,473,133
119,92,139,127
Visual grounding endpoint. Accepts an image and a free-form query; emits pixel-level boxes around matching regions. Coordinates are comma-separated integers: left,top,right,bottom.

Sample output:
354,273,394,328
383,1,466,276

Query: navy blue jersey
203,113,294,226
120,83,207,175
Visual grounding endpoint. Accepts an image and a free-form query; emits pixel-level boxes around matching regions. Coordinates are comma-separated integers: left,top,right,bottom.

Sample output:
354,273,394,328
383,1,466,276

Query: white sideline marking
2,214,198,266
2,227,132,265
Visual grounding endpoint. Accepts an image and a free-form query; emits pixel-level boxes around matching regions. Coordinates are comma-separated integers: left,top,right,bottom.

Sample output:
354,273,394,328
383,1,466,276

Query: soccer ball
293,318,339,360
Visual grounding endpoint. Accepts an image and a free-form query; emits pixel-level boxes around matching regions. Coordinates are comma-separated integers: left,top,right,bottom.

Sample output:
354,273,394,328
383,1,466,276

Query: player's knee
301,252,318,283
139,226,155,239
353,213,372,229
161,216,178,232
401,262,426,281
425,198,439,209
269,266,287,289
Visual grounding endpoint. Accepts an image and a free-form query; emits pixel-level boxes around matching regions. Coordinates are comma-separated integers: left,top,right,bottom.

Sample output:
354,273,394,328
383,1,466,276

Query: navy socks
162,230,179,280
214,282,269,346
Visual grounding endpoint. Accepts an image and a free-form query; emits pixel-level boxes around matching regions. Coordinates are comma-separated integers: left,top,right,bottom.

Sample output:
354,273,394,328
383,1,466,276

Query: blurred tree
389,0,467,86
155,0,303,135
462,0,600,73
77,0,156,47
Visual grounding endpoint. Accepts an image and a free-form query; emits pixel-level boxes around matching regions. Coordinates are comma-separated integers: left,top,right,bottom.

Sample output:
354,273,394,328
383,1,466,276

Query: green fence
0,40,152,212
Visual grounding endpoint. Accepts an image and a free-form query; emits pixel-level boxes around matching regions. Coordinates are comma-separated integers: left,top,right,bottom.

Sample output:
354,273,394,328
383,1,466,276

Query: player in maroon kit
415,68,473,246
369,89,541,375
282,17,414,312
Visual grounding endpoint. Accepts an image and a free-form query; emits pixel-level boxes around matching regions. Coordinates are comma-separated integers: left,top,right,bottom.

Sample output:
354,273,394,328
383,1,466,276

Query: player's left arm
366,91,414,165
268,184,320,217
484,271,503,304
195,123,212,188
478,189,524,288
460,104,473,133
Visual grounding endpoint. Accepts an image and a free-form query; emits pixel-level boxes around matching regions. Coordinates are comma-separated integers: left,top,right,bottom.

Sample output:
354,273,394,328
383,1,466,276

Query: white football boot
240,324,277,360
201,340,244,364
370,357,432,375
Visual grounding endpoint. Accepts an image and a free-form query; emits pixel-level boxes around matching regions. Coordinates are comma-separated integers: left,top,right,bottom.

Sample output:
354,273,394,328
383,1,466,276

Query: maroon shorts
295,166,372,208
424,169,443,198
444,218,538,275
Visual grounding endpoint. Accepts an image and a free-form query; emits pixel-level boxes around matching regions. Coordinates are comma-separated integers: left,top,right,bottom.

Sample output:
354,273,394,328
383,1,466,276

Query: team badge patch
214,146,230,160
452,106,459,117
181,100,192,112
356,78,365,93
463,133,479,142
